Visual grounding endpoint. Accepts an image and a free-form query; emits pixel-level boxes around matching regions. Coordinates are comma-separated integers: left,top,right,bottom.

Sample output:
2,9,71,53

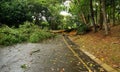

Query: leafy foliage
59,17,77,30
0,0,52,27
29,30,53,43
0,0,32,26
76,23,89,35
0,22,55,46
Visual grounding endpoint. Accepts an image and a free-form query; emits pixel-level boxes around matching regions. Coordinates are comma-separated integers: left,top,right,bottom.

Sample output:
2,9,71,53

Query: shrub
0,27,21,45
29,32,40,43
29,31,53,43
76,23,89,35
0,22,55,46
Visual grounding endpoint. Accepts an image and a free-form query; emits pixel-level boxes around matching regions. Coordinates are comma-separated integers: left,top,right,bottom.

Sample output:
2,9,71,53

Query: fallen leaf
51,68,54,71
21,64,27,69
60,68,65,72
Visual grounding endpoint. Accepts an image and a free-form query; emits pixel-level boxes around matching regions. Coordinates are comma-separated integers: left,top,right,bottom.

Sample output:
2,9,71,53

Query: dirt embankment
69,25,120,71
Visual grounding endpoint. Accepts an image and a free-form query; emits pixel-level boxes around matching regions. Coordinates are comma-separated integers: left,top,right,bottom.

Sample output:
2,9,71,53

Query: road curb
80,49,118,72
67,36,118,72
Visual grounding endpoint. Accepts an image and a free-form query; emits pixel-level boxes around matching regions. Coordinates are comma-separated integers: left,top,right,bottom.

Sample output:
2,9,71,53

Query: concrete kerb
67,36,118,72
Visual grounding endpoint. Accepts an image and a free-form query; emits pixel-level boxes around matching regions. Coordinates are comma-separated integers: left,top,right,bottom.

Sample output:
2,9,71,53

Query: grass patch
0,22,55,46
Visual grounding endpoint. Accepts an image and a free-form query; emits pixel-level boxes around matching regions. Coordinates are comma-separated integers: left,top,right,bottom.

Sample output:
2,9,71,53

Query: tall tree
0,0,32,26
112,0,115,26
90,0,97,32
99,0,103,30
101,0,109,35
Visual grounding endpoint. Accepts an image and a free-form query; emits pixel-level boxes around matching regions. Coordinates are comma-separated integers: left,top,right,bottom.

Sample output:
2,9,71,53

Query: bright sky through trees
60,0,72,16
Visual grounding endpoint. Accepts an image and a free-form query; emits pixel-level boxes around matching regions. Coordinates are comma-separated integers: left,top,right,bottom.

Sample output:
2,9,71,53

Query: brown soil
68,25,120,71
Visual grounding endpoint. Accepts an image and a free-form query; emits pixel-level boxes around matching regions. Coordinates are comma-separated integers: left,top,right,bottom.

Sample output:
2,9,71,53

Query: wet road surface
0,35,106,72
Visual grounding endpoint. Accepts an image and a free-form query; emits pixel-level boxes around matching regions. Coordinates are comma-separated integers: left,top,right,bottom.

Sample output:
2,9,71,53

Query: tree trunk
101,0,109,35
90,0,97,32
99,0,103,30
112,0,115,26
99,12,103,30
81,12,87,24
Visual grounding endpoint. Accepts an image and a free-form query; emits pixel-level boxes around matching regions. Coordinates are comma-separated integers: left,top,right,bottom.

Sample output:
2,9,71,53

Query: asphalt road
0,35,106,72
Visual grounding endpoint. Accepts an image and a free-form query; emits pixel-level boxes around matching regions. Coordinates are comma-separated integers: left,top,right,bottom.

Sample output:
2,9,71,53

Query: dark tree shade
0,0,32,26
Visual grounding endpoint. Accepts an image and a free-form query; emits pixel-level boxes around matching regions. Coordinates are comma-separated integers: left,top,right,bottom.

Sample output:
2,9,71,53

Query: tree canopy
0,0,120,34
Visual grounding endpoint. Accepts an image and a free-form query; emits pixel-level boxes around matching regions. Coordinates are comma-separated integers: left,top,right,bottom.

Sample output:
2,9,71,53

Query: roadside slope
69,25,120,71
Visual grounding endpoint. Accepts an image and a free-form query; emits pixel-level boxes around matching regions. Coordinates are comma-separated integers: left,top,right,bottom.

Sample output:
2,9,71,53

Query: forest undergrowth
0,22,55,46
